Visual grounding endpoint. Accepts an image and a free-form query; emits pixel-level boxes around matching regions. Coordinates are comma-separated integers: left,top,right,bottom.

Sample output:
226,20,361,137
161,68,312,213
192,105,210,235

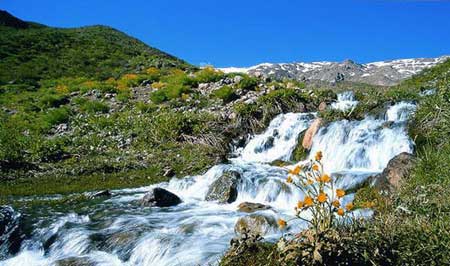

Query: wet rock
234,214,277,236
302,118,323,150
87,190,112,199
205,171,241,203
318,102,327,111
371,152,416,191
54,257,96,266
0,206,24,258
140,187,182,207
237,202,271,213
163,167,175,177
270,160,288,167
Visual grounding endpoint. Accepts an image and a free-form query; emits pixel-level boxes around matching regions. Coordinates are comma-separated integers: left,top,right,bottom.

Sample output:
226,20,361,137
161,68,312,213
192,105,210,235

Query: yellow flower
304,196,314,207
336,189,346,198
345,202,354,211
286,175,293,184
332,200,340,208
337,208,345,216
315,151,323,161
317,192,328,203
278,219,287,229
289,165,302,175
320,174,331,183
312,164,319,171
307,178,314,185
297,200,304,209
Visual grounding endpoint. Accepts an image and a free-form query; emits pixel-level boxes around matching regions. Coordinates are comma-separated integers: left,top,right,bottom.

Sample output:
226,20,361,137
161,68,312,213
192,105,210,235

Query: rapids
0,94,416,266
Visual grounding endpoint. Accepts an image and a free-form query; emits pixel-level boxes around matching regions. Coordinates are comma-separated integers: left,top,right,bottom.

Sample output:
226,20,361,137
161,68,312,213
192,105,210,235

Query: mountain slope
0,10,192,85
220,56,449,86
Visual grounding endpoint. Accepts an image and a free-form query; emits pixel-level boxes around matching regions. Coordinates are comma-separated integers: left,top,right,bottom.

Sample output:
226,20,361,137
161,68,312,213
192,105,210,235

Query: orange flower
312,164,319,171
304,196,314,206
332,200,341,208
337,208,345,216
289,165,302,175
286,175,293,184
345,202,354,211
336,189,346,198
297,200,304,209
320,174,331,183
315,151,323,161
277,219,287,229
307,178,314,185
317,192,328,203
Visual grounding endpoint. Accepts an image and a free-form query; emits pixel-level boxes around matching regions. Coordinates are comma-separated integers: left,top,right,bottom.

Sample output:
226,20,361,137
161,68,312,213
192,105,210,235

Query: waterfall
331,91,359,111
1,101,416,266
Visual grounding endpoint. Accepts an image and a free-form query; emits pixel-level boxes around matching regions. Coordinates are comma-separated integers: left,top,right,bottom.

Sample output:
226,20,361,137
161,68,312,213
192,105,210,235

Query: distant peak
0,10,29,29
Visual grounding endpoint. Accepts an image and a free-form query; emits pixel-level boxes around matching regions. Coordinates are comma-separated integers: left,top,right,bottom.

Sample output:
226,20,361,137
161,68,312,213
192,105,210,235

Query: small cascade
331,91,359,111
1,102,416,266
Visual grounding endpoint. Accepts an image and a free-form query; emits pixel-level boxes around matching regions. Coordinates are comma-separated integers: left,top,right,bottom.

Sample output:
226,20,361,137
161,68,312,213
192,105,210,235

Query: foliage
79,100,110,114
238,76,259,91
212,85,237,103
195,66,224,83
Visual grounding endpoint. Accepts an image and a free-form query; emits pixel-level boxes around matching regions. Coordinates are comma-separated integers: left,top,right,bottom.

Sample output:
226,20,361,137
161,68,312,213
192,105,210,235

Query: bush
212,86,237,103
42,106,71,127
238,76,258,91
0,117,29,163
195,66,224,83
39,93,68,109
80,100,109,114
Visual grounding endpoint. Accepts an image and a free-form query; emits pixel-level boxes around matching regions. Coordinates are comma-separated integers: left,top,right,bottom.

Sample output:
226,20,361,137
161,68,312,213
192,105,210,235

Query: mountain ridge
219,56,449,86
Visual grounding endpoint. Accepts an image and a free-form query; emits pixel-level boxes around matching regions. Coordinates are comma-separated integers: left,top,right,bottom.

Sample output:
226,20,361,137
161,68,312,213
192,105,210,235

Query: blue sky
2,0,450,67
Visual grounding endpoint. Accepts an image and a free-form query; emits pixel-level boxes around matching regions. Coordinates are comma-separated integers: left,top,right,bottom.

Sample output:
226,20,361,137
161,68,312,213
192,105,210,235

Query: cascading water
331,91,359,111
0,99,416,266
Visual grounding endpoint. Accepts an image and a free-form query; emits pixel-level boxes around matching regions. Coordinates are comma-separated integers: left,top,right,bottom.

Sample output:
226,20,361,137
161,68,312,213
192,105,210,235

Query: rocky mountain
220,56,449,86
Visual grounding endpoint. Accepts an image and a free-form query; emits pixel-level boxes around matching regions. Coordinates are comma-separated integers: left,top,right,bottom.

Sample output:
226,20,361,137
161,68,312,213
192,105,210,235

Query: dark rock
318,102,327,111
205,171,241,203
163,167,175,178
140,187,182,207
0,206,24,258
237,202,271,213
54,257,95,266
88,190,112,199
371,152,416,192
234,214,277,236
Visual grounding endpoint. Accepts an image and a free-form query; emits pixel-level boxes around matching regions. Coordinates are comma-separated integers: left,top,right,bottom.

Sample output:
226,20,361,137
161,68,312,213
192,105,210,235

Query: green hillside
0,10,192,85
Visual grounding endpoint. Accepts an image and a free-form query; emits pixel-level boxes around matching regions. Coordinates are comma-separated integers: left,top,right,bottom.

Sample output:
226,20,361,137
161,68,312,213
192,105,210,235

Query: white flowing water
1,102,415,266
331,91,359,111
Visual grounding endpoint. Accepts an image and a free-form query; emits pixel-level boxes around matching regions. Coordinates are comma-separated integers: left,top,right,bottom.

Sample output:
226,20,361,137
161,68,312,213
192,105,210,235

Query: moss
291,131,308,161
220,242,278,266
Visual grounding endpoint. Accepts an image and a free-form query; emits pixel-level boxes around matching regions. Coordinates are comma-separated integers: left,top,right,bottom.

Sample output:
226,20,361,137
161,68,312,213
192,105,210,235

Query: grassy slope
0,11,191,85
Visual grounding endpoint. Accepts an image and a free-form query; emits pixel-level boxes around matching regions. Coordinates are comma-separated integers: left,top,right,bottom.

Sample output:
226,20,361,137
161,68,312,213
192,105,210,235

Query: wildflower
304,196,314,206
345,202,354,211
297,200,304,209
317,192,328,203
319,174,331,183
307,178,314,185
315,151,323,161
312,164,319,171
286,175,293,184
332,200,340,208
289,165,302,175
336,189,346,198
278,219,287,229
337,208,345,216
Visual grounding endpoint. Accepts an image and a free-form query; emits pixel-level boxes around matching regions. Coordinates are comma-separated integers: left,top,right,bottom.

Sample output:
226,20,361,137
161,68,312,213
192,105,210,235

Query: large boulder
234,214,277,236
237,202,271,213
205,171,241,203
372,152,416,191
140,187,182,207
302,118,323,150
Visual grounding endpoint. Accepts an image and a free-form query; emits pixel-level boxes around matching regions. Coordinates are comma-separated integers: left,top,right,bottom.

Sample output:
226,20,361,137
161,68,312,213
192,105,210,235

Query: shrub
80,100,109,114
195,66,224,83
0,117,29,163
150,89,168,104
39,93,68,109
212,86,237,103
42,106,71,128
238,76,258,91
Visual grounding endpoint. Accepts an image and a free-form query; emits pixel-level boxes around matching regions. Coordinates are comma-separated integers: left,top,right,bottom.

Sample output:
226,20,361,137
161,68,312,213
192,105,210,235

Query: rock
205,171,241,203
234,214,277,236
302,118,323,150
163,167,175,177
318,102,327,111
372,152,416,191
237,202,271,213
140,187,182,207
54,257,95,266
0,206,24,257
88,190,111,199
233,75,243,84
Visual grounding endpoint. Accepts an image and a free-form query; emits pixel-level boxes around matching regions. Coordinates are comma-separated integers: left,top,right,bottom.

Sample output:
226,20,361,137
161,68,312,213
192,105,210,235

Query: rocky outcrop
205,171,241,203
140,187,182,207
302,118,323,150
234,214,277,236
0,206,24,258
87,190,111,199
237,202,271,213
371,152,416,192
